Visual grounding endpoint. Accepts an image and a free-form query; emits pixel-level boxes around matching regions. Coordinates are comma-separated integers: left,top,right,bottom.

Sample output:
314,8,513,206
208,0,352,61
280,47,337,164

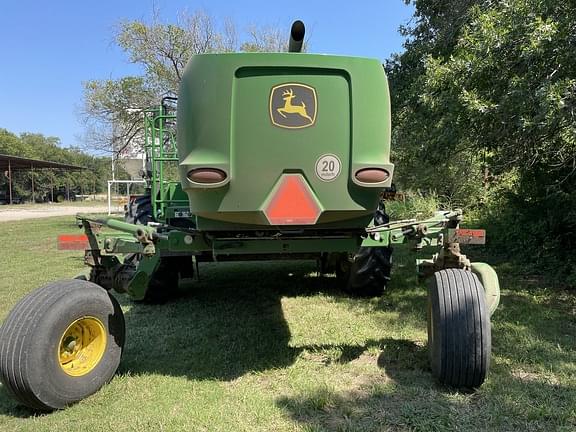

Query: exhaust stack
288,20,305,53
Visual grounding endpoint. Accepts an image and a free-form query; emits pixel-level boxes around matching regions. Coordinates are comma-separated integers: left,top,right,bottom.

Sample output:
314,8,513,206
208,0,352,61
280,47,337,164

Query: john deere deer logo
270,83,317,129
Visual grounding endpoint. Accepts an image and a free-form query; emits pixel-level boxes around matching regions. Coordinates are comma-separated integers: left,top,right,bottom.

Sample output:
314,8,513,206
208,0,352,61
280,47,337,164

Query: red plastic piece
264,175,321,225
57,234,89,250
455,229,485,238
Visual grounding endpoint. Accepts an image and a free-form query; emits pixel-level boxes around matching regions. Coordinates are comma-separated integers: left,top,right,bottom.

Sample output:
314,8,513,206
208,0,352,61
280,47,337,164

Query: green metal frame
76,207,500,314
143,106,188,221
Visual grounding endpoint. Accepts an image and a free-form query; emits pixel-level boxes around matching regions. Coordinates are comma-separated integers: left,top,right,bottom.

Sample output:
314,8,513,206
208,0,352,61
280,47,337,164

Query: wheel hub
58,317,107,377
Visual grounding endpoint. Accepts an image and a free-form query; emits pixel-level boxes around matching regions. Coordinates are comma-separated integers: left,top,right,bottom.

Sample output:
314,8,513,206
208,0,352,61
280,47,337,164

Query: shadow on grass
118,258,433,383
276,294,576,431
0,388,37,418
1,253,575,429
276,374,576,432
273,252,576,431
119,260,335,380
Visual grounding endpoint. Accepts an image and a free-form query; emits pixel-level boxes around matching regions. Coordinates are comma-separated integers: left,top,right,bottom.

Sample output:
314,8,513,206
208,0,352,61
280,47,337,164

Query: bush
386,191,441,221
470,187,576,287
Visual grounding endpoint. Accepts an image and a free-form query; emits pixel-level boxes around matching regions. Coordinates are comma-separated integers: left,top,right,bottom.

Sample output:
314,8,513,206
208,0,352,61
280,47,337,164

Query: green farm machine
0,21,499,411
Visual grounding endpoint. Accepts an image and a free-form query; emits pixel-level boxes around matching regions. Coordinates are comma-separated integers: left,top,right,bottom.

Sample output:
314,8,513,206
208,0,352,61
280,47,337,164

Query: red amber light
187,168,227,184
354,168,389,184
264,175,321,225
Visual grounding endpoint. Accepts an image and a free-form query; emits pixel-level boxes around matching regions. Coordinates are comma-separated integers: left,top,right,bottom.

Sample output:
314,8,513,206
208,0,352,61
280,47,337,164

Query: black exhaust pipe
288,20,305,53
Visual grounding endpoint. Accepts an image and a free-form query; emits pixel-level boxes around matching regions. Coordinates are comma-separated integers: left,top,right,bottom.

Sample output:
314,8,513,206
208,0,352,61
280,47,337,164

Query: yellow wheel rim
58,316,107,377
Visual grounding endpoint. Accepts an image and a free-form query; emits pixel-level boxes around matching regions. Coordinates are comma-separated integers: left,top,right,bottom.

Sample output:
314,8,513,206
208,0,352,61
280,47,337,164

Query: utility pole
8,159,12,204
31,164,35,203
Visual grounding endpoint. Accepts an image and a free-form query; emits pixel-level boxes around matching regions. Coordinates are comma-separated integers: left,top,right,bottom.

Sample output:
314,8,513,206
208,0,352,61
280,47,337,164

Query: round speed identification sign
315,154,342,182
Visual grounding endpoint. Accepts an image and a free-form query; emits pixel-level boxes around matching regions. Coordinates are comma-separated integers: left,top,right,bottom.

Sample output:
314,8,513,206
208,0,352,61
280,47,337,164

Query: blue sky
0,0,414,150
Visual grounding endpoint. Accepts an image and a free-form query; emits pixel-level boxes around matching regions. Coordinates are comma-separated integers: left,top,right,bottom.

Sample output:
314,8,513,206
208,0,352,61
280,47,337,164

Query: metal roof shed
0,154,85,204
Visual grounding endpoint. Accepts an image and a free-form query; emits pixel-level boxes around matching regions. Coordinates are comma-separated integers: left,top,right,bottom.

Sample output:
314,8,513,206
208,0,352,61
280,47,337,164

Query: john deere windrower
0,21,499,411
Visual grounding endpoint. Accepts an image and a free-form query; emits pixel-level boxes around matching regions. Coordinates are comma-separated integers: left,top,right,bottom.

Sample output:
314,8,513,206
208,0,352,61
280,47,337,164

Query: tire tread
345,246,392,297
0,280,124,410
428,268,490,388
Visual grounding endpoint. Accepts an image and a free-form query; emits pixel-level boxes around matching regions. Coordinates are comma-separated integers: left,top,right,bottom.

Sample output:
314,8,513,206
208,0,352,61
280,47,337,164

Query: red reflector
354,168,389,184
187,168,227,184
58,234,89,250
448,229,486,245
264,174,322,225
456,229,485,237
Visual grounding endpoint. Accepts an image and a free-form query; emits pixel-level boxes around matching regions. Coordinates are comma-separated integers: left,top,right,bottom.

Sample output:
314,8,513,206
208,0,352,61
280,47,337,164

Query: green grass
0,217,575,431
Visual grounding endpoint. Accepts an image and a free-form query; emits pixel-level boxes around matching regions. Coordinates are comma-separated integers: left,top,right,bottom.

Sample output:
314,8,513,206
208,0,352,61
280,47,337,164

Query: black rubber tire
427,268,491,389
0,280,125,411
373,200,389,226
335,249,392,298
337,200,393,297
344,246,393,297
123,192,179,303
125,193,153,225
138,259,180,304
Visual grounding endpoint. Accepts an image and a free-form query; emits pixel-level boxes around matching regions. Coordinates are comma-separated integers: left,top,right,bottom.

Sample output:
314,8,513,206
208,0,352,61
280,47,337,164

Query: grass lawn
0,217,574,431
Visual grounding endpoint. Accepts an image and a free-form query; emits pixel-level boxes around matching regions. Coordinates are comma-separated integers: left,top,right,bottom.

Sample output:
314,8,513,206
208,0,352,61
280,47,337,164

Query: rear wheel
427,268,491,389
138,258,181,304
0,280,125,411
125,193,153,225
124,193,188,303
342,246,392,297
338,201,393,297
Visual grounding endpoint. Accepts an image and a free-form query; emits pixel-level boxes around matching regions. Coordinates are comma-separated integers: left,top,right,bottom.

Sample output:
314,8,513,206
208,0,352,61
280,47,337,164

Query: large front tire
428,269,491,389
0,280,125,411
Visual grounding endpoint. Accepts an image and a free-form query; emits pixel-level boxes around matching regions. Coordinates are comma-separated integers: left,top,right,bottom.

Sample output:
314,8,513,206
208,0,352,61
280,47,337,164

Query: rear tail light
187,168,227,184
354,168,389,184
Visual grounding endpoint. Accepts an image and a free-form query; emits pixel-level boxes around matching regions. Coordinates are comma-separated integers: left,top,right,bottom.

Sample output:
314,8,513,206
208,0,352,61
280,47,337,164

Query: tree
241,24,288,52
0,129,112,201
389,0,576,275
386,0,489,205
81,77,156,155
81,9,290,155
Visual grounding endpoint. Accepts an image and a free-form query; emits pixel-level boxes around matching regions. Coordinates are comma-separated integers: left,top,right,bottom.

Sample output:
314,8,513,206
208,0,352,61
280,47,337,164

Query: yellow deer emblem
277,88,313,123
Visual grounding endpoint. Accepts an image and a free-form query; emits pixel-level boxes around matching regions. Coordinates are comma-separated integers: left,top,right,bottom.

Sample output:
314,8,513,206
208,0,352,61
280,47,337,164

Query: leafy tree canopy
389,0,576,276
82,10,293,154
0,128,113,199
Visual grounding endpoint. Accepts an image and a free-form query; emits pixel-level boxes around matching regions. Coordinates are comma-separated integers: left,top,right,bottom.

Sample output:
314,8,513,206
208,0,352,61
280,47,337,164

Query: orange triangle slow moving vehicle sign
263,174,322,225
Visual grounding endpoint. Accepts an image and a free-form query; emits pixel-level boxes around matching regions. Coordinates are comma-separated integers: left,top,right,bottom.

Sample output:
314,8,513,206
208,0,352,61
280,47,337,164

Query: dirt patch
0,205,110,222
511,370,561,386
